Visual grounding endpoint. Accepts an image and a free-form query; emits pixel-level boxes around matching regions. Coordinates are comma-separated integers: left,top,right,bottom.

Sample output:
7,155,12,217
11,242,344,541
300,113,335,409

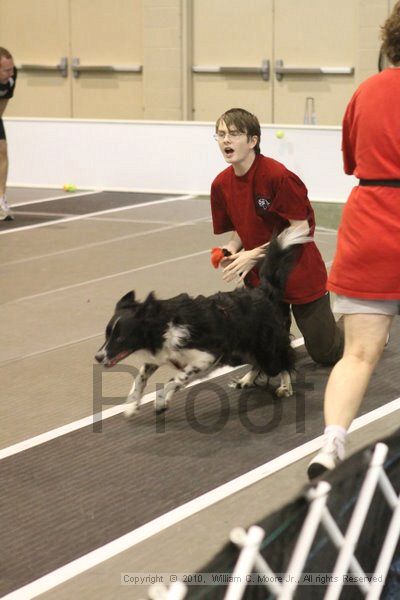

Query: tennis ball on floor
275,130,285,139
63,184,77,192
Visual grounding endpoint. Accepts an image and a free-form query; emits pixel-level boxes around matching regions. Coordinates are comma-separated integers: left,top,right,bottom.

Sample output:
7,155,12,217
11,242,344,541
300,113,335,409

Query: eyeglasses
213,130,245,141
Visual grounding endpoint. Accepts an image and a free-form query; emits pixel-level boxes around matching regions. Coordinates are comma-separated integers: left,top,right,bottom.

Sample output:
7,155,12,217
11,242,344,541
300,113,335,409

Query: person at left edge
210,107,343,366
0,46,17,221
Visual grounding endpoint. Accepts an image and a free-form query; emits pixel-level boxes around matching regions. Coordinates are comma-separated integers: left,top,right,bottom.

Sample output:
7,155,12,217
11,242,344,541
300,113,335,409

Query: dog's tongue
106,350,130,368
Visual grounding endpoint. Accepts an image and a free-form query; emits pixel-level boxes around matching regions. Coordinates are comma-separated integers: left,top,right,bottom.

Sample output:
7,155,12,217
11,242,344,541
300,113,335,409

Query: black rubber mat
0,191,178,230
1,321,400,595
0,212,61,230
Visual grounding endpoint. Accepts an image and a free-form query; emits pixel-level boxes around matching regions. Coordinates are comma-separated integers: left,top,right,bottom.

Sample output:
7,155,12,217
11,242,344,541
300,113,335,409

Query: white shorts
334,294,400,316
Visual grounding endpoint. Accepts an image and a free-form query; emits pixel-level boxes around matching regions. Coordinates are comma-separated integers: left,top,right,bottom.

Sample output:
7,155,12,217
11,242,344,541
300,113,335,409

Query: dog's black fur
95,227,310,416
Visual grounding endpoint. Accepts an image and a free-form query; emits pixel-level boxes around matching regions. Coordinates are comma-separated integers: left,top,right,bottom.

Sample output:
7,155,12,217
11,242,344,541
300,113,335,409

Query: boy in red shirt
211,108,343,366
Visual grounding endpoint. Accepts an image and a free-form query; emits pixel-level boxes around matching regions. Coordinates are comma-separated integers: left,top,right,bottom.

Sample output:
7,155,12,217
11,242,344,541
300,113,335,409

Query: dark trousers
0,118,6,140
285,293,344,366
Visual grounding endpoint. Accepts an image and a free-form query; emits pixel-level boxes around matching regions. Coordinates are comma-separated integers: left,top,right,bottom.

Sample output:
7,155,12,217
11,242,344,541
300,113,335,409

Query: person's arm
0,99,9,118
222,219,309,283
342,105,356,175
222,231,243,254
287,219,309,234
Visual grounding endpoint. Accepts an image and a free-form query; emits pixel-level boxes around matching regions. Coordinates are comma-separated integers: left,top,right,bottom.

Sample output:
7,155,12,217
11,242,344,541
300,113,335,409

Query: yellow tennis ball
63,184,77,192
276,130,285,139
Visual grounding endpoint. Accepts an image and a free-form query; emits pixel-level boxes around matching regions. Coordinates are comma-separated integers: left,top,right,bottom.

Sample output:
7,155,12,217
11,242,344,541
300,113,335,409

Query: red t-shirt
328,68,400,299
211,154,327,304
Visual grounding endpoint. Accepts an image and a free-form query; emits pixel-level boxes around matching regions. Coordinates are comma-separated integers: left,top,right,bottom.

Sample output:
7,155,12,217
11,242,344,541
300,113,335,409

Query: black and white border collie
95,226,311,417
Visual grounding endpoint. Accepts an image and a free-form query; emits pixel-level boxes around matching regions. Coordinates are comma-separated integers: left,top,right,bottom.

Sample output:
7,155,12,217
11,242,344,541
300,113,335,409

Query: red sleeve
210,181,234,234
342,96,356,175
269,173,309,221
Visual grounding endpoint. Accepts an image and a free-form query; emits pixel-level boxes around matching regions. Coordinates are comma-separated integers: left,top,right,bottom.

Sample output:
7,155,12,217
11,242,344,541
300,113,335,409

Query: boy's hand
211,247,232,268
222,248,264,283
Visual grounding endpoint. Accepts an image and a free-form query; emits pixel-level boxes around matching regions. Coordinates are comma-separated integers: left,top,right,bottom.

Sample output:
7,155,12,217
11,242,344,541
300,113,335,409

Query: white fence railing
147,442,400,600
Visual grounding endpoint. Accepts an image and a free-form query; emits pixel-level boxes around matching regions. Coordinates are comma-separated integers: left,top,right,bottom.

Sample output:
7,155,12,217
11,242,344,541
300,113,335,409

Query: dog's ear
116,291,137,310
143,291,159,312
136,291,160,317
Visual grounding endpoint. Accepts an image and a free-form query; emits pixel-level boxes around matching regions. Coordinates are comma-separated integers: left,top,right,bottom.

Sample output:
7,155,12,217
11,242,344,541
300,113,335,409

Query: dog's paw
275,384,293,398
229,370,268,389
154,394,168,414
228,378,247,389
124,400,139,419
254,372,270,387
228,378,256,390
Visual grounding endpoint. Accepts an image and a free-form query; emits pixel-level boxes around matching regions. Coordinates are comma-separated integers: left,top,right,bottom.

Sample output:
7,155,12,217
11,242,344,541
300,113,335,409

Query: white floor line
0,216,211,268
3,397,400,600
0,363,237,460
0,332,103,368
3,248,211,305
0,322,306,371
85,217,182,224
14,211,75,218
315,227,338,234
0,339,306,459
10,191,100,207
0,194,195,236
1,252,335,306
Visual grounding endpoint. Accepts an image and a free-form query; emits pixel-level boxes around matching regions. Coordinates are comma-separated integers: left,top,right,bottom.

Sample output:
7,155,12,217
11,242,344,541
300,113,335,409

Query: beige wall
356,0,391,85
142,0,183,120
0,0,393,122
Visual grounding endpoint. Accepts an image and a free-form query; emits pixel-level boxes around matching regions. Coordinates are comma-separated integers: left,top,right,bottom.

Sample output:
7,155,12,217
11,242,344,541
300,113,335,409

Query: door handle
192,60,270,81
71,58,142,78
275,59,354,81
17,57,68,78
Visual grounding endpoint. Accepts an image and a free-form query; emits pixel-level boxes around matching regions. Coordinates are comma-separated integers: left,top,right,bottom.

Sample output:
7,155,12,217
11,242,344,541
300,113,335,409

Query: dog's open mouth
105,350,131,368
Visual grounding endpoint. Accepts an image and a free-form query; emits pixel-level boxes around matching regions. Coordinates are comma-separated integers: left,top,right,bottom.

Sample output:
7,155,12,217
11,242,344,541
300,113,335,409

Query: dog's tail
259,223,313,298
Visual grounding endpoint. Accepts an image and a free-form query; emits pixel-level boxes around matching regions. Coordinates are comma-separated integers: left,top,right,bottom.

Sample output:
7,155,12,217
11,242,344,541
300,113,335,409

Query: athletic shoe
0,196,14,221
307,434,344,480
0,210,14,221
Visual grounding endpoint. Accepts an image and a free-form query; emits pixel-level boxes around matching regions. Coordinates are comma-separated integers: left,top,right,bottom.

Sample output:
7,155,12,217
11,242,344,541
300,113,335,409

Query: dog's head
95,290,160,367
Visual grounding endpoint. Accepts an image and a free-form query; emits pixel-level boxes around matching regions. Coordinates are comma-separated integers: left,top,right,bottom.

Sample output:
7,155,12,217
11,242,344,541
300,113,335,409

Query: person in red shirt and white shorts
210,107,343,368
308,2,400,478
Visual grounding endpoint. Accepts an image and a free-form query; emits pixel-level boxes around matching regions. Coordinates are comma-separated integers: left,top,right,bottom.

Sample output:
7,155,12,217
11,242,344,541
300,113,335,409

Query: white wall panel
5,118,356,202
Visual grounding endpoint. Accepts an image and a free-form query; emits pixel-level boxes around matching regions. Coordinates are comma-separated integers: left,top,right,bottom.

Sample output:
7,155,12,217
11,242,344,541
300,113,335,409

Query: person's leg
308,312,393,478
292,293,344,365
0,133,13,220
324,313,392,428
0,139,8,197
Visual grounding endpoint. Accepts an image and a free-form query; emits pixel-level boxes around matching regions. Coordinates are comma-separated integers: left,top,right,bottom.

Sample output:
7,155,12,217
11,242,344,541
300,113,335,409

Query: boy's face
0,57,14,84
215,120,258,167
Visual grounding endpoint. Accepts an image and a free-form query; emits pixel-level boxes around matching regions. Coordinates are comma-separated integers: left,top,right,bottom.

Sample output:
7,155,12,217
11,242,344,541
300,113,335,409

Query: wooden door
273,0,357,125
191,0,273,122
0,0,71,117
70,0,143,119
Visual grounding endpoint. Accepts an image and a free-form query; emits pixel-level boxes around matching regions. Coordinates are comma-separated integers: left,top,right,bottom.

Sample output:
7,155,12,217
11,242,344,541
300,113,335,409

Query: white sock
324,425,347,459
325,424,347,440
0,195,8,210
